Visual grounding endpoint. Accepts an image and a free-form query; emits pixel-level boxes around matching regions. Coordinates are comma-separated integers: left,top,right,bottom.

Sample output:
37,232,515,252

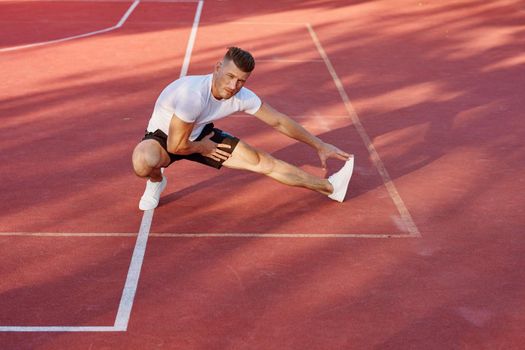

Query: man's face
212,59,251,100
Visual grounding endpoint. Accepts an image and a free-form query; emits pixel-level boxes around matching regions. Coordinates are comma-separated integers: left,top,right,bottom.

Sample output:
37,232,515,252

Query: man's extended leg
132,140,170,210
223,140,341,196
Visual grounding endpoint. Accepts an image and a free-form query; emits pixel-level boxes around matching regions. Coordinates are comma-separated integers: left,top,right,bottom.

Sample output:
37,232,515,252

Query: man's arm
254,102,323,149
254,102,351,167
167,114,231,162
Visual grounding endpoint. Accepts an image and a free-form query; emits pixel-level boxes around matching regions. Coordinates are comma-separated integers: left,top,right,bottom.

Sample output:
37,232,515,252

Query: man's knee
132,148,150,178
132,141,166,177
223,141,276,174
252,151,276,175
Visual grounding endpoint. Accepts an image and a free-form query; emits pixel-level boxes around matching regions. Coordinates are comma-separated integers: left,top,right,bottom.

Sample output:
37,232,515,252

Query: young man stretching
132,47,354,210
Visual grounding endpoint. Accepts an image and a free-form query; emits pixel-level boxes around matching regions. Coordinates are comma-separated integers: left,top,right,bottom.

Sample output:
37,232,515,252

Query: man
132,47,354,210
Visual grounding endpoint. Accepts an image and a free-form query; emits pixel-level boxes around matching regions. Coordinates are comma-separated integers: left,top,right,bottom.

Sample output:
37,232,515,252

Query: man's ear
214,61,222,72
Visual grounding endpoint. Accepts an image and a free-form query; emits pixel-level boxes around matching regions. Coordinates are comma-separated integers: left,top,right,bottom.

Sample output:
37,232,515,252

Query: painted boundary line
306,23,421,238
0,326,118,332
0,232,415,238
9,0,201,2
112,209,154,331
256,59,324,63
0,0,204,332
0,0,140,53
231,114,349,119
179,0,203,77
153,233,415,238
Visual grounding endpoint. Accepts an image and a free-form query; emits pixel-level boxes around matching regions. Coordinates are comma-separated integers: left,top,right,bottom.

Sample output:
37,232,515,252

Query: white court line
112,0,203,332
153,233,415,238
228,114,349,119
58,0,200,2
216,21,307,25
257,59,324,63
306,23,421,238
0,232,137,237
113,209,154,330
0,0,140,53
0,326,118,332
179,0,203,77
0,0,203,333
0,0,200,4
142,0,201,2
0,232,415,238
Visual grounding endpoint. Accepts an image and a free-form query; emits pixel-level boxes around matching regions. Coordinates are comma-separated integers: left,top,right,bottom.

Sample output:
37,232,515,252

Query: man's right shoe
327,156,354,203
139,176,167,210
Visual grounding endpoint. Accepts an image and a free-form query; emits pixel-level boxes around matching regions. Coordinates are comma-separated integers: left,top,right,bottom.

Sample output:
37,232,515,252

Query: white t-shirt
147,74,262,141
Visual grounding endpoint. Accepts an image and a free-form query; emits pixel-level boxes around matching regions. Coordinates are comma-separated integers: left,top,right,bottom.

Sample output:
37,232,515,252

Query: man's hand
201,133,232,162
317,142,352,169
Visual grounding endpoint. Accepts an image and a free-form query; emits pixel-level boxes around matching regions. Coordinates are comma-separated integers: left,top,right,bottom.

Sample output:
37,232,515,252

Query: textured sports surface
1,0,524,348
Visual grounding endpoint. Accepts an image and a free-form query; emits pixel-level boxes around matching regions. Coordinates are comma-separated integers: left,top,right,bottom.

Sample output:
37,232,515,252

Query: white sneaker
139,176,167,210
327,157,354,202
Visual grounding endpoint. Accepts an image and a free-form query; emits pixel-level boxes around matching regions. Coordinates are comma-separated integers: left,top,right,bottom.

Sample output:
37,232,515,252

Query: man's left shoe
327,156,354,202
139,176,167,210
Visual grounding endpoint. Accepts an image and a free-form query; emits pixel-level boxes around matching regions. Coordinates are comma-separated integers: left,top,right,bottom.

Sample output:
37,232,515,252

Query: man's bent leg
132,140,170,210
222,140,333,195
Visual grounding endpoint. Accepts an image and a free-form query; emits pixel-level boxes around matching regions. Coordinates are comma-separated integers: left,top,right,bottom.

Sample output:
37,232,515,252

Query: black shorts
142,123,240,169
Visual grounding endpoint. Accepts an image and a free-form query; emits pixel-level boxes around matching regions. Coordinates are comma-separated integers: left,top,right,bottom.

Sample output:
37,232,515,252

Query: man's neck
210,74,222,100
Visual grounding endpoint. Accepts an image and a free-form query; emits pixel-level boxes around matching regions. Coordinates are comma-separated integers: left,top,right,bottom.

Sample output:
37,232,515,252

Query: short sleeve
239,87,262,115
172,90,203,123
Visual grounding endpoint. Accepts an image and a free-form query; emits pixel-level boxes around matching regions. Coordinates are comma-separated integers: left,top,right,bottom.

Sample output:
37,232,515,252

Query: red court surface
1,0,524,349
